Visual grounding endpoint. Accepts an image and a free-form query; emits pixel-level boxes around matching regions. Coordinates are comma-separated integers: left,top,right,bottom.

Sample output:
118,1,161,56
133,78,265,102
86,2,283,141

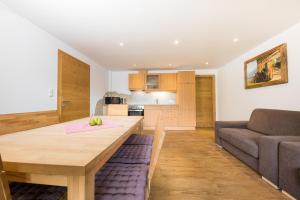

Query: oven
128,105,144,116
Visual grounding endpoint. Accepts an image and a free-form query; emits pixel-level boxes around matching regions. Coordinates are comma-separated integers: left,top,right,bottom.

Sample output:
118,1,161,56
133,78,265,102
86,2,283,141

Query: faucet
155,98,159,104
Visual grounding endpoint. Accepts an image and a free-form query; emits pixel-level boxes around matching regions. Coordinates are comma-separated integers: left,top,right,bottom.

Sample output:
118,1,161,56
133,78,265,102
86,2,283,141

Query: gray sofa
279,142,300,199
215,108,300,186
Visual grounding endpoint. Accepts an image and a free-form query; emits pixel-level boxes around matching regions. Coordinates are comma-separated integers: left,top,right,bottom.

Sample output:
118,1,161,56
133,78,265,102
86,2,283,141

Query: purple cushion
124,134,153,146
108,145,152,164
10,182,66,200
95,163,148,200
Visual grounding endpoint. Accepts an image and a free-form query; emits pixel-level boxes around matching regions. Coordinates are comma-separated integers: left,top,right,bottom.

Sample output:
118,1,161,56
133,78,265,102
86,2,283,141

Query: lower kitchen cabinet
103,104,128,116
143,106,161,128
143,105,194,130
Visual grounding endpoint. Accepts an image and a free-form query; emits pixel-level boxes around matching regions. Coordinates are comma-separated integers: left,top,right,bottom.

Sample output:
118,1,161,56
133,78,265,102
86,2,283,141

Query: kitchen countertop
128,103,177,106
144,104,178,106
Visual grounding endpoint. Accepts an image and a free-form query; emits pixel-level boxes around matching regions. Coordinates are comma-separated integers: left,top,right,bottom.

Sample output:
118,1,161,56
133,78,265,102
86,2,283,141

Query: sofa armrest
215,121,248,145
259,136,300,186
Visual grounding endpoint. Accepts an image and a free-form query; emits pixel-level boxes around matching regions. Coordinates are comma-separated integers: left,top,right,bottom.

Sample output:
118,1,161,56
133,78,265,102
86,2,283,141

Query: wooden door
58,50,90,122
195,76,215,128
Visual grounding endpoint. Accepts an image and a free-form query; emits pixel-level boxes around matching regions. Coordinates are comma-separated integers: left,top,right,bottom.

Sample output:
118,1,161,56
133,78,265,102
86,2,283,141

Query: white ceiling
2,0,300,70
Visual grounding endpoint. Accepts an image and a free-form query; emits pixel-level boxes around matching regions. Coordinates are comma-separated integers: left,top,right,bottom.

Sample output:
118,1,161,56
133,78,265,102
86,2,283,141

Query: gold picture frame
244,43,288,89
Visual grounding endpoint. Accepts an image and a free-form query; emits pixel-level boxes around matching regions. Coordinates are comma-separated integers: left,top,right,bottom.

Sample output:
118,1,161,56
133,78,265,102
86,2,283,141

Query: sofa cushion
247,109,300,136
219,128,262,158
279,142,300,199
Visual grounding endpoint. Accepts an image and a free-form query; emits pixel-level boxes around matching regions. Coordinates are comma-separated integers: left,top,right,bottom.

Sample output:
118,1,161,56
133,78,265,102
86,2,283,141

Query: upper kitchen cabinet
159,73,177,91
145,74,160,90
128,71,146,91
129,71,177,92
177,71,195,83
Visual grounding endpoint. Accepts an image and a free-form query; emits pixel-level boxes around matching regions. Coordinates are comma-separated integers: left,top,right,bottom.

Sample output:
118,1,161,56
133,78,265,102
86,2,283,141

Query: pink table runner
65,120,121,134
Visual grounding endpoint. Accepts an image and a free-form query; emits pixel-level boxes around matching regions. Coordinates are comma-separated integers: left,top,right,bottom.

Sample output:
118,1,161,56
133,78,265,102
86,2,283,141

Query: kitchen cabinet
159,73,177,91
143,106,161,128
144,105,179,130
177,71,195,84
103,104,128,116
176,71,196,128
146,74,160,90
128,71,146,91
143,71,196,130
128,71,177,92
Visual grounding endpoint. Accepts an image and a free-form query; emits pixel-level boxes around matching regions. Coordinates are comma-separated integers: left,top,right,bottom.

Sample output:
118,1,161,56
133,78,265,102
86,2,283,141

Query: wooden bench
0,155,67,200
95,114,165,200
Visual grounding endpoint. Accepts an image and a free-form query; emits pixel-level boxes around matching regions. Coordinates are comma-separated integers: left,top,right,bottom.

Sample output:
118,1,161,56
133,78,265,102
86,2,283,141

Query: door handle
62,100,72,107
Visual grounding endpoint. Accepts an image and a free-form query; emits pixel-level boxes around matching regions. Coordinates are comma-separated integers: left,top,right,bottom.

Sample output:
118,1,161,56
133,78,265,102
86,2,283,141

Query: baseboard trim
282,190,297,200
262,176,279,190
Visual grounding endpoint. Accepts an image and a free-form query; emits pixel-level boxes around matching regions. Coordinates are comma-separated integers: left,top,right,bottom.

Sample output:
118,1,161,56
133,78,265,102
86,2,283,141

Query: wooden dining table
0,116,143,200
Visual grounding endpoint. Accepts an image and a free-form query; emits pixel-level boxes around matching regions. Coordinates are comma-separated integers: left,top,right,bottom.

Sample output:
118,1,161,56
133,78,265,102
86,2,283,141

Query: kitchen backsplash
128,91,176,105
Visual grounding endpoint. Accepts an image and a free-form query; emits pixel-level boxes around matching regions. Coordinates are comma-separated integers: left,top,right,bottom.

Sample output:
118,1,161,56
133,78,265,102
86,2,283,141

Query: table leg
67,174,94,200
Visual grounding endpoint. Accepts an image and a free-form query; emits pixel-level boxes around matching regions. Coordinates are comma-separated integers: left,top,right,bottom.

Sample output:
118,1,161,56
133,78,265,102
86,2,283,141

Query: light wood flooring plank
150,128,288,200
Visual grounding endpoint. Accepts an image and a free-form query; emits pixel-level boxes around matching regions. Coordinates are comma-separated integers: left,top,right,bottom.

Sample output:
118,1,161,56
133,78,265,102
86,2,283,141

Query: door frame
57,49,90,122
57,49,63,122
195,75,216,128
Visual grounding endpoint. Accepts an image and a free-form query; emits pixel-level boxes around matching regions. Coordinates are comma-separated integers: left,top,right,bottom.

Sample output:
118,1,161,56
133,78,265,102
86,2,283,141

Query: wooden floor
149,128,288,200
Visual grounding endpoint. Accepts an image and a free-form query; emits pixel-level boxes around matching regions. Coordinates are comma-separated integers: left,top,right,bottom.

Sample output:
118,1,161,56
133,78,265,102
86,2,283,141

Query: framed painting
244,43,288,89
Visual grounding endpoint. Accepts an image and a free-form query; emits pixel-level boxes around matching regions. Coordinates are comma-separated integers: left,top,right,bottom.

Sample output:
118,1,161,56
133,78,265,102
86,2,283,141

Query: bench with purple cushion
95,116,165,200
124,134,153,146
10,182,67,200
95,163,148,200
108,145,152,165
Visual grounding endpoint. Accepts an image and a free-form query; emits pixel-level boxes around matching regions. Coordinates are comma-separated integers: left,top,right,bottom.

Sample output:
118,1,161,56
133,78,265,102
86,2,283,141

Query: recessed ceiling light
205,62,209,65
173,40,179,45
233,38,239,43
119,42,124,47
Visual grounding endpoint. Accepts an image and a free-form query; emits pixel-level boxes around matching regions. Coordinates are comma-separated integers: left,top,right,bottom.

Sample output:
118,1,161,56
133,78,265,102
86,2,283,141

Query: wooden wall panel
0,111,59,135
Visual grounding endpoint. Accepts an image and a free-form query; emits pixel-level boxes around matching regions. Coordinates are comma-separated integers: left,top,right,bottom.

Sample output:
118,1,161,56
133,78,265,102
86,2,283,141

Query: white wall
109,71,131,95
0,2,109,115
217,22,300,121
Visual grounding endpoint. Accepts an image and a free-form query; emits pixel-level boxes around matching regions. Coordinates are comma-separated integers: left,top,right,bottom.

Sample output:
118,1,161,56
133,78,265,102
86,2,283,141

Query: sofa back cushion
247,109,300,136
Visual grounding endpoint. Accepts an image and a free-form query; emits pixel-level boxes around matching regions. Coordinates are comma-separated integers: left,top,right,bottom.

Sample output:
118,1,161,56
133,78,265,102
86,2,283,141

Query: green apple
97,117,103,125
89,118,96,126
89,117,103,126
